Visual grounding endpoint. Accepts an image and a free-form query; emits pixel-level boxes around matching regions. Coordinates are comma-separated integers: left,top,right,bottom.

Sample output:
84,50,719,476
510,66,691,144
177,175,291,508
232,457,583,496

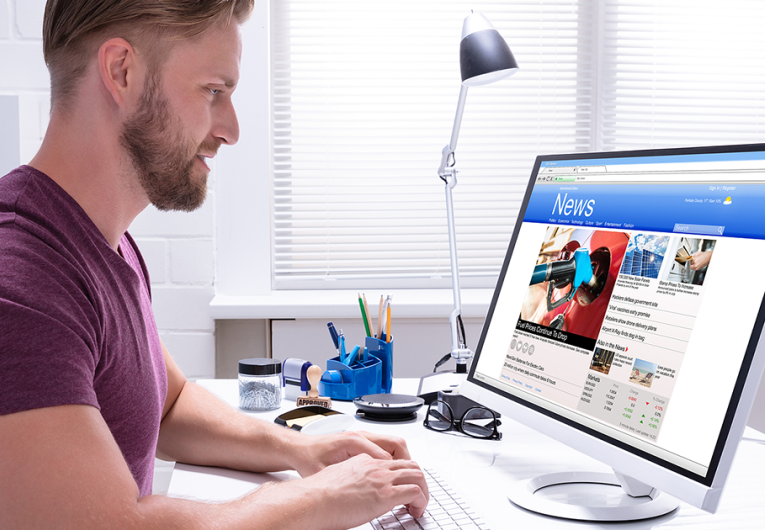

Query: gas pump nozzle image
531,247,602,312
518,227,629,340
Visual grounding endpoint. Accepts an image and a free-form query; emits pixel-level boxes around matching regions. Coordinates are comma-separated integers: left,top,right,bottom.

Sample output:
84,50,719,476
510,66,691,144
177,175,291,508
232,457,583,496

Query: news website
474,151,765,474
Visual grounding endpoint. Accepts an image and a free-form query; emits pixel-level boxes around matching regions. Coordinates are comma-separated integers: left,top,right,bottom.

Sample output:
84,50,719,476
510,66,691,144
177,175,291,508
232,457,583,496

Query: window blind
270,1,594,289
600,1,765,151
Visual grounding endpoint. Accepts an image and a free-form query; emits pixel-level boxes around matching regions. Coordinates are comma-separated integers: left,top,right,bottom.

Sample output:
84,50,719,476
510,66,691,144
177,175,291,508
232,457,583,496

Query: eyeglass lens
426,402,454,432
461,407,497,438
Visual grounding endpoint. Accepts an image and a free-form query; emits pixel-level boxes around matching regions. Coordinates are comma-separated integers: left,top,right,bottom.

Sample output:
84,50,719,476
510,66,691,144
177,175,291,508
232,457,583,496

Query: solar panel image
619,234,667,279
640,250,660,278
631,248,643,276
620,251,634,276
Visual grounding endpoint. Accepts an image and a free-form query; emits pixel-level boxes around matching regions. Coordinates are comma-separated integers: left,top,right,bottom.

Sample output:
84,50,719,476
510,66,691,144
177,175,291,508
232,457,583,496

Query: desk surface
168,379,765,529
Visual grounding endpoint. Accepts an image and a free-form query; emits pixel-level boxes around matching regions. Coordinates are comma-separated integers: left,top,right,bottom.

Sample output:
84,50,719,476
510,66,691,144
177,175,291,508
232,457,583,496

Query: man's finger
358,431,412,460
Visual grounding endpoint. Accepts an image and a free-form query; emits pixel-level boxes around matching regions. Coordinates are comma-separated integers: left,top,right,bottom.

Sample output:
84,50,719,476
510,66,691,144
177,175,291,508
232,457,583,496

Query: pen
358,293,372,337
345,345,361,366
327,322,340,351
339,333,347,363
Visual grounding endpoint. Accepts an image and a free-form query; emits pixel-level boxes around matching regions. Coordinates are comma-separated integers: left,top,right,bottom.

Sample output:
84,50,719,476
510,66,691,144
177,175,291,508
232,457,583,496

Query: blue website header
524,183,765,240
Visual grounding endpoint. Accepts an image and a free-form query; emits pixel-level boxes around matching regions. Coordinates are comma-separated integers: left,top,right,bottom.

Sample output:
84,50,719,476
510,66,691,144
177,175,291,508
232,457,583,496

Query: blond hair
43,0,254,109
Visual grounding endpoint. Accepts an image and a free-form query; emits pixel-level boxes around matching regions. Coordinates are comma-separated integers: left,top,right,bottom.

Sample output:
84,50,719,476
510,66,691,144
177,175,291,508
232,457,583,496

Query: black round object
238,358,281,376
353,394,425,422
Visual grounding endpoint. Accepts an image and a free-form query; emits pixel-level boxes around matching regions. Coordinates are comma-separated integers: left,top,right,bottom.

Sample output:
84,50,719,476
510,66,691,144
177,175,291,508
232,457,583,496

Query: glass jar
238,358,282,411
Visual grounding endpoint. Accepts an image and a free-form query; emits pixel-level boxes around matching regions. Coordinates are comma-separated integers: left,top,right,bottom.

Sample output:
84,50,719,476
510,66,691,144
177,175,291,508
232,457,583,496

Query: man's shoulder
0,167,74,272
1,166,66,232
0,167,109,318
0,166,35,219
1,165,111,268
0,165,34,188
0,219,95,332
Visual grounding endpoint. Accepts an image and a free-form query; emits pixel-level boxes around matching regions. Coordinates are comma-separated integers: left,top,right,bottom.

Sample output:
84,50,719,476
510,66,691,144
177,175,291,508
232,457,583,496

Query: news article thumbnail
517,226,629,351
620,234,670,280
663,237,716,286
590,347,615,375
629,358,658,389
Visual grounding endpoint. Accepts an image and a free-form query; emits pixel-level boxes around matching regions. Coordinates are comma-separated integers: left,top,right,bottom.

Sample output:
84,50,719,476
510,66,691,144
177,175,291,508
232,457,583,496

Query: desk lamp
420,12,518,395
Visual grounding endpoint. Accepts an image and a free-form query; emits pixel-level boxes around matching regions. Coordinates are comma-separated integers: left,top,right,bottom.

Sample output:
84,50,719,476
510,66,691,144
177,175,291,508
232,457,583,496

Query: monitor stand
507,470,679,522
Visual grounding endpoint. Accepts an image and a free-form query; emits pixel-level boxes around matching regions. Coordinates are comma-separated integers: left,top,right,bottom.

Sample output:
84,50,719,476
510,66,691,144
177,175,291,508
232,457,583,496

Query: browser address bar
556,171,765,183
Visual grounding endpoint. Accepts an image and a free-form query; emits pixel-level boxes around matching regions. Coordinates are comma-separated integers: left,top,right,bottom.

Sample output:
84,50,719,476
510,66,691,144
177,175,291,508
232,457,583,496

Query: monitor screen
466,143,765,513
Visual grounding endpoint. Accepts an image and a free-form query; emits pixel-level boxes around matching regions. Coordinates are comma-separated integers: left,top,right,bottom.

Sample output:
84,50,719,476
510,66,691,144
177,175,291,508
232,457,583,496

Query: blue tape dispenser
282,358,312,401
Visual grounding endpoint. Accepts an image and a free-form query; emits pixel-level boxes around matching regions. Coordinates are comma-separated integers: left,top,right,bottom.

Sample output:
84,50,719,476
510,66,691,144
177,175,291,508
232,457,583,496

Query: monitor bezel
465,142,765,506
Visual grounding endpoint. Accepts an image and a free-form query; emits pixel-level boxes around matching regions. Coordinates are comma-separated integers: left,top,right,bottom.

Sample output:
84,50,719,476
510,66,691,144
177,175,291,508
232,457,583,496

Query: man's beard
119,73,216,212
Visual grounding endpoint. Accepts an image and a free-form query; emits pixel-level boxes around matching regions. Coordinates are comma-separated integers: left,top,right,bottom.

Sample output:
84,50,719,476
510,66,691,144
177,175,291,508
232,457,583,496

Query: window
264,0,765,291
599,1,765,150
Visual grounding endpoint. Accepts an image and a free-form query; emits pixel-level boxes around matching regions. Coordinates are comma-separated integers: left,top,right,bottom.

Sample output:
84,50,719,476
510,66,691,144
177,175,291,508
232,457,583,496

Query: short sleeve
0,228,101,416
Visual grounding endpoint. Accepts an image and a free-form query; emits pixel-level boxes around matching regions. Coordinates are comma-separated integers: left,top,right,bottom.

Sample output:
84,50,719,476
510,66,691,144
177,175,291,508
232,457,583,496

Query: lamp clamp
452,347,473,362
439,144,458,184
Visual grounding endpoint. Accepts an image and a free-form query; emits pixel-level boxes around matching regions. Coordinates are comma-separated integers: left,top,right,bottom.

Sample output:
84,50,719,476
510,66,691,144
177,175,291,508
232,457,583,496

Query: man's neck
29,108,149,251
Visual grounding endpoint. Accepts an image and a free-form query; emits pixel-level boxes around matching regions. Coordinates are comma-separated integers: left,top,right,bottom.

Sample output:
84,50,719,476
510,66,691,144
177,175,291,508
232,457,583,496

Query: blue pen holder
319,353,383,401
366,335,393,393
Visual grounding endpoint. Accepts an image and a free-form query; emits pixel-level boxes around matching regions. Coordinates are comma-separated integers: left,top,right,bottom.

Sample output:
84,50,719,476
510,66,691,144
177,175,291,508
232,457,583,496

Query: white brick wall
14,0,45,39
2,1,217,379
0,0,9,40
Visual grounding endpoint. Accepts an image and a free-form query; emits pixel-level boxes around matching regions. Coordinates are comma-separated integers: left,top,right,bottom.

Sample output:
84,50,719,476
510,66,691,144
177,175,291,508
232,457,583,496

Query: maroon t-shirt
0,166,167,497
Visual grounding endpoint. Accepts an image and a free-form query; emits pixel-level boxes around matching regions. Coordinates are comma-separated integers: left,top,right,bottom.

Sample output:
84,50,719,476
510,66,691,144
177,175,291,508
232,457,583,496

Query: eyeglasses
423,400,502,440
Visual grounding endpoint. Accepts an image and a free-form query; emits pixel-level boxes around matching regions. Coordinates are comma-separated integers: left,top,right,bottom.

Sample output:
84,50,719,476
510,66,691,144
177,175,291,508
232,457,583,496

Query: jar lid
238,358,282,376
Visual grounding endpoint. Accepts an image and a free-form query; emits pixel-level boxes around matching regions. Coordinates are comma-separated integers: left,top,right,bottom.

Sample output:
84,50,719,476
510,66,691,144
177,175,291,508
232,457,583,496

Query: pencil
386,301,391,343
376,295,384,339
358,293,371,337
362,293,373,338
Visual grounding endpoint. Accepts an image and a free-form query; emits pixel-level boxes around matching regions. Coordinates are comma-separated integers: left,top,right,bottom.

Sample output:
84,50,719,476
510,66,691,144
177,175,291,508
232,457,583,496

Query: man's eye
210,89,220,96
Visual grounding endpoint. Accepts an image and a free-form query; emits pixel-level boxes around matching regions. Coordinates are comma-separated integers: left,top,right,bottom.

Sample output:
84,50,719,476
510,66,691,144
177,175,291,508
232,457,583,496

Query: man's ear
98,38,139,107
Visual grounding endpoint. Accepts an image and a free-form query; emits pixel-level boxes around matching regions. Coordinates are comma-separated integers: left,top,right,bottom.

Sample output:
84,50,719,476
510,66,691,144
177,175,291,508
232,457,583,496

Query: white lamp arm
438,85,469,180
439,84,474,369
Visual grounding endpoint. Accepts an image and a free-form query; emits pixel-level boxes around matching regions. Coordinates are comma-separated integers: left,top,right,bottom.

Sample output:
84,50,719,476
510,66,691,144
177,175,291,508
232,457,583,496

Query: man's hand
314,454,429,523
287,430,412,477
254,454,429,529
283,429,431,524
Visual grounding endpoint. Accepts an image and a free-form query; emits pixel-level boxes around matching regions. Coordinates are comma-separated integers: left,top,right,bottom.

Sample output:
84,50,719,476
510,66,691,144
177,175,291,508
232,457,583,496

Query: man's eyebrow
209,77,237,88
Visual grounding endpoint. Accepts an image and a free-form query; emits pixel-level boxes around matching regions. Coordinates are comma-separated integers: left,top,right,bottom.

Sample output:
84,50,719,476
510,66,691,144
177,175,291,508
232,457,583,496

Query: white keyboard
368,467,491,530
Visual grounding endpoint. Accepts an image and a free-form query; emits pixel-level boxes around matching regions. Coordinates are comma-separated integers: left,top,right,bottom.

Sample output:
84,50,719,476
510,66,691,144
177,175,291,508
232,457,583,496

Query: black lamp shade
459,13,518,86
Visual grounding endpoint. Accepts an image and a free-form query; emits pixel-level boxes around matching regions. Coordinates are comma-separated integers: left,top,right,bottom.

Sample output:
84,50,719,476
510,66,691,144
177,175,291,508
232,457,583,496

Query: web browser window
473,148,765,479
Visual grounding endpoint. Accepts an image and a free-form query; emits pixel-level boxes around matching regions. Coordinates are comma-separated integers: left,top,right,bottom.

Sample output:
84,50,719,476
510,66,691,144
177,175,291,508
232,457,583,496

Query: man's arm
0,404,427,530
157,342,416,477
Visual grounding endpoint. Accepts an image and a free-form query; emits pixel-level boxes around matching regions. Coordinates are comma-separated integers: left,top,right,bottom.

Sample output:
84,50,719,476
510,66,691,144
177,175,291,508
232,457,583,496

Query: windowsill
210,289,494,320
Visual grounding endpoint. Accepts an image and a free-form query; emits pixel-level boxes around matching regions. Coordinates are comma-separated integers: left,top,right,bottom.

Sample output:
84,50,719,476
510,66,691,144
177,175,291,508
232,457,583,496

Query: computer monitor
460,143,765,521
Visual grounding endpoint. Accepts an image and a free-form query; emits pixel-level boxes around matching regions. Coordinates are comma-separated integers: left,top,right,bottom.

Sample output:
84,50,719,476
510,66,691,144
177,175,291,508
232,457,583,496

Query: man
0,1,428,528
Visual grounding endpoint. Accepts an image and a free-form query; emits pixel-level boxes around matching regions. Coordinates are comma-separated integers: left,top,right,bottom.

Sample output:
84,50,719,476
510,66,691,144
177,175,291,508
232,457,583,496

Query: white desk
168,379,765,529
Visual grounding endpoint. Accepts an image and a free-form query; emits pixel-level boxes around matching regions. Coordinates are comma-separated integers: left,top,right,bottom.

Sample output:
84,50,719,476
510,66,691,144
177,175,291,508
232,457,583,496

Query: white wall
1,1,217,379
0,95,20,175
